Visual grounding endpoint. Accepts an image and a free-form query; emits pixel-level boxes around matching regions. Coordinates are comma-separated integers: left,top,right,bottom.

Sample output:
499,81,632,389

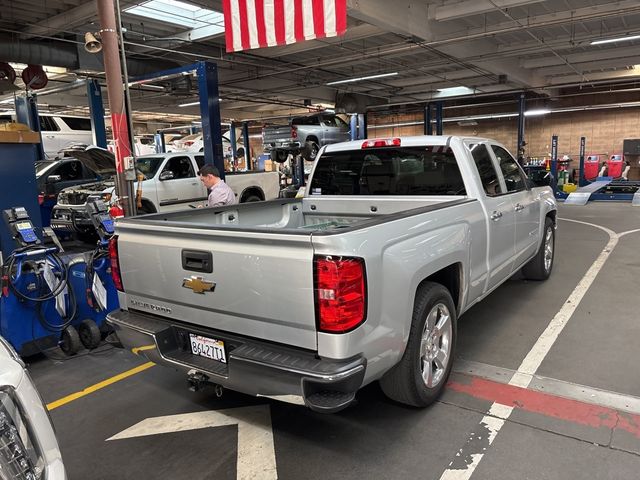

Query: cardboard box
264,160,274,172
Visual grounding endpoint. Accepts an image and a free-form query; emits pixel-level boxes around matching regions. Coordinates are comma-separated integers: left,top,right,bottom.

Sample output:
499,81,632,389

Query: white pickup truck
106,136,557,413
50,147,280,238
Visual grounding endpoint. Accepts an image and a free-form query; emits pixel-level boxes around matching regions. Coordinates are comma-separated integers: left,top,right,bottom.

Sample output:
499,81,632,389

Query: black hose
34,280,77,332
6,250,69,302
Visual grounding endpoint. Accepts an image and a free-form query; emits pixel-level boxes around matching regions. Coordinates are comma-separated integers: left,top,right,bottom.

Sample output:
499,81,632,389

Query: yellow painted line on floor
46,361,155,411
131,344,156,355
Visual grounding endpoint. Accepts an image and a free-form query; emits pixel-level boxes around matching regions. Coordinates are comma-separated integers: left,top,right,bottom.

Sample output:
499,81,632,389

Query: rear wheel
303,141,319,161
242,194,261,203
379,282,456,407
271,149,288,163
522,217,555,280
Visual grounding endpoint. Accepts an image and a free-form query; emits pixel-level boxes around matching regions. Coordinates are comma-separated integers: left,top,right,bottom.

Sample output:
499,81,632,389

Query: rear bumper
106,309,366,413
265,141,301,151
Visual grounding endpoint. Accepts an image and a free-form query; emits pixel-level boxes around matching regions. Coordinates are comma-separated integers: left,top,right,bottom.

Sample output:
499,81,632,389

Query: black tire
379,282,457,407
522,217,555,281
76,229,97,243
60,326,82,356
303,141,320,161
242,195,261,203
271,149,288,163
137,202,156,215
78,319,102,350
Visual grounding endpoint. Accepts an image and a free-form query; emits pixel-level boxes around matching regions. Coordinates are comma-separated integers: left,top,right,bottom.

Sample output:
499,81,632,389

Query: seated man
198,164,237,207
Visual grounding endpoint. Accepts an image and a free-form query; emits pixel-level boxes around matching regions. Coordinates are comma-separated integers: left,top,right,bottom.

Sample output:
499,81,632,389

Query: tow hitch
186,370,224,397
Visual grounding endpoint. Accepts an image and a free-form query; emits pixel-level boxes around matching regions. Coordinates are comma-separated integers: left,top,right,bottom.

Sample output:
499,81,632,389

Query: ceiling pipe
0,38,179,77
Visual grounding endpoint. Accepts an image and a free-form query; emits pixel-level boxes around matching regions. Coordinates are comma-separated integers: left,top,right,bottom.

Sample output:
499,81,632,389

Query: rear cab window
468,144,503,196
308,146,466,196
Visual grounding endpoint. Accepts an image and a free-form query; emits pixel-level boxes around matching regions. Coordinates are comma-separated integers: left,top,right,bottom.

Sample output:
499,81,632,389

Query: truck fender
378,223,471,372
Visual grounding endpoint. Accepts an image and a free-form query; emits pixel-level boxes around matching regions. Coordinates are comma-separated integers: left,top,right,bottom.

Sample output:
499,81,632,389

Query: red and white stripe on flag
222,0,347,53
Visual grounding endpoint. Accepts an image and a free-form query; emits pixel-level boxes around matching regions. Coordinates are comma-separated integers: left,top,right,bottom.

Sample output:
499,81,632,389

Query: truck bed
128,196,468,235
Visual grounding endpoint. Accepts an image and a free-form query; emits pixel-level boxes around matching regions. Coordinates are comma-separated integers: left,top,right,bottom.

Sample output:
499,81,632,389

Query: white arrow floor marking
107,405,277,480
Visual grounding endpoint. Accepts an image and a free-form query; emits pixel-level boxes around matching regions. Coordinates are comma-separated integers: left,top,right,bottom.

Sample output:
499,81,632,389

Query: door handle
490,211,503,221
514,203,524,212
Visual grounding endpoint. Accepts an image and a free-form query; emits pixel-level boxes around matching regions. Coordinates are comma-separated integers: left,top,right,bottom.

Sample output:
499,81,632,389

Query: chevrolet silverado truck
106,136,557,413
263,112,350,162
50,147,279,238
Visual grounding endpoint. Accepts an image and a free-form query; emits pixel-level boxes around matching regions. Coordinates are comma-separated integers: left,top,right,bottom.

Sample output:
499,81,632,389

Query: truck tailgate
263,125,293,144
116,224,317,350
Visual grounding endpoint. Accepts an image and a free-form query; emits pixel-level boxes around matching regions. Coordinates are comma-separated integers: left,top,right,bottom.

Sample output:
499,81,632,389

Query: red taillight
184,141,194,147
314,256,366,333
291,126,298,139
362,138,401,149
37,193,44,205
108,235,124,292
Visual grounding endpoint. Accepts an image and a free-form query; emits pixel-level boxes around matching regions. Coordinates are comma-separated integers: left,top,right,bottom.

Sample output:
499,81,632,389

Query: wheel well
306,135,319,145
240,187,265,203
546,210,557,224
417,263,462,314
140,199,157,213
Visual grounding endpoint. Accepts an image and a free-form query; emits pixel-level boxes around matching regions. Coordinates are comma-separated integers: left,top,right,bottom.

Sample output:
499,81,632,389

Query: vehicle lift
0,128,118,357
544,135,640,206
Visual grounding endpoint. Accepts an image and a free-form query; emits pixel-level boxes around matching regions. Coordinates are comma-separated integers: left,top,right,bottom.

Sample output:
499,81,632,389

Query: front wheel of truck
380,282,457,407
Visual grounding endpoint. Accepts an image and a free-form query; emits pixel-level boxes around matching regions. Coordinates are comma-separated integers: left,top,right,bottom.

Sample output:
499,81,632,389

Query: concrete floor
27,202,640,480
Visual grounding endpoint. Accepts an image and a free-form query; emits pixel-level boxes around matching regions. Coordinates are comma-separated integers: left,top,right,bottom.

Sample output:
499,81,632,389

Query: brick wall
368,107,640,159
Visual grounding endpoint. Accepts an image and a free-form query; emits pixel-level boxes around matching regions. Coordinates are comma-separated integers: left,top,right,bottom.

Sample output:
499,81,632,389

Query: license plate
189,334,227,363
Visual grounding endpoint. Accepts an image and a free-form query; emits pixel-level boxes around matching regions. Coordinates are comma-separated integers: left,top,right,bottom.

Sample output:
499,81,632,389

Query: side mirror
47,174,62,183
159,170,175,181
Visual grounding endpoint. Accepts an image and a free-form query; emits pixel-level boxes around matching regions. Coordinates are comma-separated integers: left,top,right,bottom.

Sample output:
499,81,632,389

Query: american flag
222,0,347,53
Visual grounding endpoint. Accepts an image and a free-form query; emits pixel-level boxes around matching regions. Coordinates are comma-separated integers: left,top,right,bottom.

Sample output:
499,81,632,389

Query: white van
0,113,93,157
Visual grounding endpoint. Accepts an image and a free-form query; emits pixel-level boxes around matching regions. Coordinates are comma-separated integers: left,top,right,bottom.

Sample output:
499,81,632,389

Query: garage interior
1,0,640,479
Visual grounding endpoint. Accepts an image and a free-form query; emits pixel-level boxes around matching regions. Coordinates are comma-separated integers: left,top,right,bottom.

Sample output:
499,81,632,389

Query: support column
579,136,586,187
551,134,559,194
15,95,45,161
350,114,358,141
242,121,251,171
154,132,165,153
229,122,237,170
97,0,134,216
424,103,433,135
197,61,224,179
435,101,443,135
517,93,526,164
87,79,107,149
358,113,367,139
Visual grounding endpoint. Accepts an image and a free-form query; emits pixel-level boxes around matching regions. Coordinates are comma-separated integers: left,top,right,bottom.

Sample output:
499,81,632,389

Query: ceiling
1,0,640,126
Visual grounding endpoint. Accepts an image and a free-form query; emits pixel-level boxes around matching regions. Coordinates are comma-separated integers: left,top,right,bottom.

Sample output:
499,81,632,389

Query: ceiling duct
334,92,386,114
0,38,180,78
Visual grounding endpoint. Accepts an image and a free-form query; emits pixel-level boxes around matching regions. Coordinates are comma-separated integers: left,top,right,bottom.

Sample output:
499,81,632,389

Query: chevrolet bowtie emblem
182,276,216,294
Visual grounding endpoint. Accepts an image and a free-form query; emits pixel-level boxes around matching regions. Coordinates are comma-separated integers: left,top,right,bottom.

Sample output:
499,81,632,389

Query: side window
39,116,59,132
469,144,503,196
334,116,349,129
491,145,526,192
194,155,205,170
60,117,92,131
57,161,82,181
162,156,195,179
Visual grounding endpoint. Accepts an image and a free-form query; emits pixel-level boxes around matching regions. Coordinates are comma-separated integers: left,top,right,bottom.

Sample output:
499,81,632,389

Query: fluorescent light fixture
591,34,640,45
435,86,475,97
524,108,551,117
179,101,200,107
326,72,398,86
125,0,224,30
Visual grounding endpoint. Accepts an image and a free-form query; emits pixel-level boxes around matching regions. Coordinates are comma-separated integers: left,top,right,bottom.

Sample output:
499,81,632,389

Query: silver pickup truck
263,112,350,162
106,136,557,413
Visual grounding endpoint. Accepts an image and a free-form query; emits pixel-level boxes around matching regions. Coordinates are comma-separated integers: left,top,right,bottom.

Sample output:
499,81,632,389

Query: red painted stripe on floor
447,375,640,438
